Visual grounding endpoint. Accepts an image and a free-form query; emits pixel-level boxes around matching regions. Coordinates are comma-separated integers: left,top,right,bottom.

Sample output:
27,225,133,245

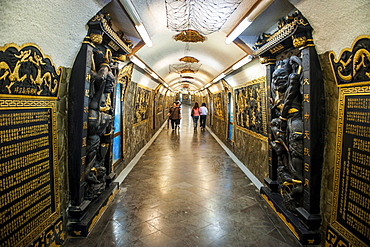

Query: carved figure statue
85,48,116,200
270,56,304,211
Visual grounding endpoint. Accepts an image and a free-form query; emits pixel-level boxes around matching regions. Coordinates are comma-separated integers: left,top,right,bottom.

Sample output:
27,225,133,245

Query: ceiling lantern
174,30,205,43
179,56,199,63
180,69,195,74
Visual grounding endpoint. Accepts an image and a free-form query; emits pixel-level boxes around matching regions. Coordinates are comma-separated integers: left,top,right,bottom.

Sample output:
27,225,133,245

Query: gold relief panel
157,94,164,114
0,43,62,98
117,62,134,101
213,92,224,120
134,85,152,125
234,76,268,138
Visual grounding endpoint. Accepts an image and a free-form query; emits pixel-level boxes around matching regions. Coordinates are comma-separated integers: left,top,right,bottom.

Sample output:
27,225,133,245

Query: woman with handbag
191,102,201,130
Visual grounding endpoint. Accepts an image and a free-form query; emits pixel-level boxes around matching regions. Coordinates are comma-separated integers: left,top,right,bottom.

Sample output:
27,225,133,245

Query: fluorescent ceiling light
226,18,252,44
120,0,141,24
212,73,225,83
226,0,274,44
130,56,146,69
135,24,152,47
150,72,159,79
232,55,253,70
120,0,153,47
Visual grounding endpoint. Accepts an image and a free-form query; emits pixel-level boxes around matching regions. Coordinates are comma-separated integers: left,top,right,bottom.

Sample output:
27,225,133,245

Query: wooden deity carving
85,48,118,200
256,11,324,244
270,56,304,211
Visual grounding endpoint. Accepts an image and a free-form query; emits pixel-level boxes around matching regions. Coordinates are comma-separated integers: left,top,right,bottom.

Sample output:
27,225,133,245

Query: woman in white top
199,102,208,130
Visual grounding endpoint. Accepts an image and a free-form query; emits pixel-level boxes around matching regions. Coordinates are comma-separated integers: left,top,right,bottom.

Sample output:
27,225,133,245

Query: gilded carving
292,36,307,48
85,48,116,200
90,33,103,45
329,35,370,87
213,92,224,119
0,43,61,97
234,76,267,136
253,11,311,56
117,62,134,101
134,85,151,125
270,44,285,54
157,94,164,113
89,13,133,53
269,56,304,211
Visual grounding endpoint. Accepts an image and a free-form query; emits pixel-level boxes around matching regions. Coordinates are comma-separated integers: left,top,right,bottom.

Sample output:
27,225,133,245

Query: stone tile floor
63,105,301,247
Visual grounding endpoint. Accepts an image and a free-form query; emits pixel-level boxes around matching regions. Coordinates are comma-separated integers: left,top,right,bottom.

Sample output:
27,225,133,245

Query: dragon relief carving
0,43,61,97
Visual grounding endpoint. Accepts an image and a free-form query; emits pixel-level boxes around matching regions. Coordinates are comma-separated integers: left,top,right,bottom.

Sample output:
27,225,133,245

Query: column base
260,187,321,245
67,182,119,237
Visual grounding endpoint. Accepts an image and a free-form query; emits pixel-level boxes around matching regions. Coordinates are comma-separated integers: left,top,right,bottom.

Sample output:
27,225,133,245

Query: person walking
191,102,201,130
168,102,181,130
200,102,208,130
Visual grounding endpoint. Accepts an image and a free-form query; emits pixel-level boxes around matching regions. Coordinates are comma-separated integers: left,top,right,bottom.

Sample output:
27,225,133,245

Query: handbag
191,108,194,116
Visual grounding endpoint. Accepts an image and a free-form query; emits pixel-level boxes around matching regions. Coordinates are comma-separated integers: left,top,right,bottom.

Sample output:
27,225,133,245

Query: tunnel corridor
1,1,369,246
63,105,300,247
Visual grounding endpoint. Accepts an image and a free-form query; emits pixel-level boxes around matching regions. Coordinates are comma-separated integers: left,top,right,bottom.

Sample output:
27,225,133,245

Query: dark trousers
192,116,199,128
200,115,207,128
170,118,180,129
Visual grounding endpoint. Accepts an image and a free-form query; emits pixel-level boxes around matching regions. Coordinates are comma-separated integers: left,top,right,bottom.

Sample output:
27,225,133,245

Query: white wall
293,0,370,56
0,0,110,68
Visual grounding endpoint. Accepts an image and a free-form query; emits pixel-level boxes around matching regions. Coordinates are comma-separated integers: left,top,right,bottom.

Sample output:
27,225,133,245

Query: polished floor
63,105,301,247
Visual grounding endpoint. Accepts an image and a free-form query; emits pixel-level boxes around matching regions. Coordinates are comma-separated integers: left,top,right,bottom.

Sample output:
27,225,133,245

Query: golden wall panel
330,86,370,247
0,99,60,247
134,85,152,125
234,76,267,137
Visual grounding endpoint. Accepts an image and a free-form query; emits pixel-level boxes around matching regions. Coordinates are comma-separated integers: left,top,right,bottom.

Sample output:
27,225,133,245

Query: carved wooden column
68,41,94,207
297,44,325,230
255,11,325,245
67,12,132,236
260,57,278,192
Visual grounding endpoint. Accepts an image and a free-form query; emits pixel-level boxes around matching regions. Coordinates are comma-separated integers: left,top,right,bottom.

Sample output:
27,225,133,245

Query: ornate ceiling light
174,30,205,43
166,0,243,35
179,56,199,63
169,62,201,74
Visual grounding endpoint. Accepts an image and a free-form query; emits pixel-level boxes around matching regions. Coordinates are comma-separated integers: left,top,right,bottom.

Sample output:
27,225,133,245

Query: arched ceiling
103,0,296,92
